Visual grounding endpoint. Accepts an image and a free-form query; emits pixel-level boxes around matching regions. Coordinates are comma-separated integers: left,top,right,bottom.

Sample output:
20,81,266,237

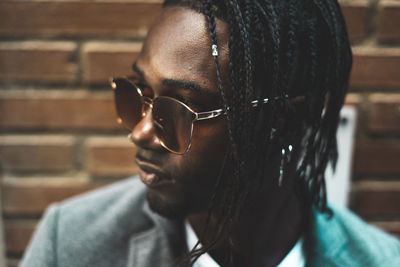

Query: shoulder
56,175,148,227
309,204,400,266
22,176,154,267
331,205,400,258
56,175,152,242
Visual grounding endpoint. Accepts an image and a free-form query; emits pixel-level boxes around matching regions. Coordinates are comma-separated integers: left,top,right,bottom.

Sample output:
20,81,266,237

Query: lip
135,157,173,188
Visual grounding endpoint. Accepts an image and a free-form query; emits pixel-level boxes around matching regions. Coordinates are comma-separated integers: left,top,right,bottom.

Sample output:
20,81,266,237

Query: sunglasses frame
110,77,275,155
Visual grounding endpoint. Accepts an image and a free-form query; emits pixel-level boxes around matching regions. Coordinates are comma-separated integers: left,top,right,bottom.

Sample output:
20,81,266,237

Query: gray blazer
20,177,400,267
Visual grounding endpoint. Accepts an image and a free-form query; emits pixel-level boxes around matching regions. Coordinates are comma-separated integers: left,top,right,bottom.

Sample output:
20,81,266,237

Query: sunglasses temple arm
251,95,305,107
196,97,274,121
196,109,224,121
251,97,271,107
196,96,304,121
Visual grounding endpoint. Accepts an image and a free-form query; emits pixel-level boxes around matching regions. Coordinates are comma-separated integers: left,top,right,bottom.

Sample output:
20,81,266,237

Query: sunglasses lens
153,97,195,154
112,78,195,154
112,78,142,130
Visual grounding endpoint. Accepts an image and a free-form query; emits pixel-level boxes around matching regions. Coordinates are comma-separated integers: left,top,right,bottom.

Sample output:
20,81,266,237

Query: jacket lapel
126,202,187,267
306,208,349,267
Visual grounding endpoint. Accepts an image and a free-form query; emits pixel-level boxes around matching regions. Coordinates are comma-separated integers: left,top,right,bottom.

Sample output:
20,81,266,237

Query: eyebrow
162,78,219,98
132,62,219,99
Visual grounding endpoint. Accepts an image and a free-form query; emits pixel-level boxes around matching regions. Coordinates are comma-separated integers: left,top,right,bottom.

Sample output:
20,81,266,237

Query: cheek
192,118,228,155
157,120,229,213
171,119,229,184
189,120,228,172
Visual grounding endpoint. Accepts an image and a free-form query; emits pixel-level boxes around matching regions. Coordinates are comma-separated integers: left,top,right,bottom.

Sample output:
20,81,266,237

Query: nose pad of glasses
141,100,153,117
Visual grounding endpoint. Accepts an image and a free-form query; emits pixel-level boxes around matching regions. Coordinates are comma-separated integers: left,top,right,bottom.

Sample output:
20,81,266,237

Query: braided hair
163,0,352,265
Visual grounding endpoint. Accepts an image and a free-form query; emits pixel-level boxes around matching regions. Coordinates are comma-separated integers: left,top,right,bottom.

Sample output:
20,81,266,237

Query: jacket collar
127,201,187,267
305,207,349,266
126,200,357,267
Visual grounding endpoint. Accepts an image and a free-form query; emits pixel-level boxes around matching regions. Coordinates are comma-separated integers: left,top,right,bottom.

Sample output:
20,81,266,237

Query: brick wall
0,0,399,265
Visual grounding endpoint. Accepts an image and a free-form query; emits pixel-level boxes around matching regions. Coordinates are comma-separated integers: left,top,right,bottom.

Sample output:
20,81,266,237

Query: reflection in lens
113,78,143,130
153,97,195,153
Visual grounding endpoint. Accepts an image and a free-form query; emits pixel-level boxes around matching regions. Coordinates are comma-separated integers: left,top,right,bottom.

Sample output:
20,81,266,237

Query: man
21,0,400,266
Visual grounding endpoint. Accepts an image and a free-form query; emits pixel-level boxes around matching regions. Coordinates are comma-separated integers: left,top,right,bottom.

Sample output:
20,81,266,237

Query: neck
187,181,306,267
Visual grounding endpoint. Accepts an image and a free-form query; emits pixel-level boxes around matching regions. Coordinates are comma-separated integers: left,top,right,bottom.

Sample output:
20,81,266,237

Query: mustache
135,149,174,180
135,149,165,167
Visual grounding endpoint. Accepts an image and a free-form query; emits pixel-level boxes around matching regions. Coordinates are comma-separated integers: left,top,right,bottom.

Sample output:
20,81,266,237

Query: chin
146,190,188,219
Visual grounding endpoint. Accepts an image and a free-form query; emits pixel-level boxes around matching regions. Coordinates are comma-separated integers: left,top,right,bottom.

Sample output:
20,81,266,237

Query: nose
129,109,162,151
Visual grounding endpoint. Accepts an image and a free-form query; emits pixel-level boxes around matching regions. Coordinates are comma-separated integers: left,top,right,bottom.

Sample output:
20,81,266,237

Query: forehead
136,6,229,91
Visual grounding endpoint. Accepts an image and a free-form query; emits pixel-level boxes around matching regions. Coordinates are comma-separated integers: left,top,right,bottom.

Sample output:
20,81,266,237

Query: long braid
162,0,352,264
204,0,239,164
285,0,299,93
257,0,280,100
182,1,246,264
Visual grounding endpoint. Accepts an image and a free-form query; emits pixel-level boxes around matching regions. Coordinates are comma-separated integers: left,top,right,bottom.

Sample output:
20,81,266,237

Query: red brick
0,90,123,130
87,137,138,177
351,181,400,219
0,1,162,38
340,1,369,42
344,93,361,106
0,135,75,172
378,1,400,43
83,42,142,84
0,41,77,83
2,179,100,216
4,220,36,254
353,142,400,177
350,47,400,90
372,221,400,238
369,94,400,134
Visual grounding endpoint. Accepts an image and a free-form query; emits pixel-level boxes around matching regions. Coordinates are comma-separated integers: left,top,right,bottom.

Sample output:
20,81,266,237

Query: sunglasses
110,77,281,154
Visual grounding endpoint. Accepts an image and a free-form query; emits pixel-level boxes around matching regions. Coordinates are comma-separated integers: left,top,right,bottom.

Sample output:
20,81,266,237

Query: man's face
130,7,231,218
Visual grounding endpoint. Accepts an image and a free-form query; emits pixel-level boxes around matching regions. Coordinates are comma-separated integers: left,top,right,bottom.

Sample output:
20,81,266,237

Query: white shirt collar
184,220,305,267
276,237,305,267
